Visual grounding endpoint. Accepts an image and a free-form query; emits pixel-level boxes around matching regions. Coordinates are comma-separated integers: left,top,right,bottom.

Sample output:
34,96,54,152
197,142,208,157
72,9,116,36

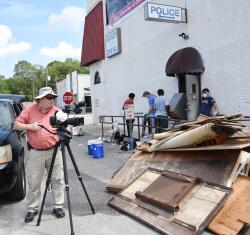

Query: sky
0,0,87,78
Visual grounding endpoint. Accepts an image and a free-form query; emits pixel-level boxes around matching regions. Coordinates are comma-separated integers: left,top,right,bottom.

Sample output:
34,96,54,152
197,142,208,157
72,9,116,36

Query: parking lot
0,124,160,235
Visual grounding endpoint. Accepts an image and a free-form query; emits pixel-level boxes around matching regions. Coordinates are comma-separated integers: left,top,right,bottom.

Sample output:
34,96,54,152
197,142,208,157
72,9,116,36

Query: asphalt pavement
0,124,160,235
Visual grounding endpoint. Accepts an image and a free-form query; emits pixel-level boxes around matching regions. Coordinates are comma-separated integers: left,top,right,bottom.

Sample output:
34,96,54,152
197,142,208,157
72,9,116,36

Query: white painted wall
56,72,91,108
56,79,69,108
78,74,91,102
86,0,250,122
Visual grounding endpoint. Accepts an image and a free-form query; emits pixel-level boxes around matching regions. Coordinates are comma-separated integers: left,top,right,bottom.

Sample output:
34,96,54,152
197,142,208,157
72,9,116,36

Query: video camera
50,101,85,128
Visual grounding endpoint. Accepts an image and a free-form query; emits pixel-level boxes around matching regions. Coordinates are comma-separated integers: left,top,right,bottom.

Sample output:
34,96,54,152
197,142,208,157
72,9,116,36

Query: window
94,71,101,84
0,103,13,130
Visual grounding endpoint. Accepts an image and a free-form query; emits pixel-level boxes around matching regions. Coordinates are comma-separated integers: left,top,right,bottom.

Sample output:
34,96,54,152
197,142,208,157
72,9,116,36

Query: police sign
144,3,187,23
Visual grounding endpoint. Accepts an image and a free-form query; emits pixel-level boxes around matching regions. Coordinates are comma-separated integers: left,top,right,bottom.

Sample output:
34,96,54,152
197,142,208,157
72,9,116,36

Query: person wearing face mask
200,88,219,116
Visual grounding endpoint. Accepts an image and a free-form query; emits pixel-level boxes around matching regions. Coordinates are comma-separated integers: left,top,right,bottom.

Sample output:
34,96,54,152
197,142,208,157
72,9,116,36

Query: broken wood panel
173,184,227,231
208,176,250,235
109,196,193,235
109,169,231,235
107,150,241,193
135,172,198,212
120,170,159,200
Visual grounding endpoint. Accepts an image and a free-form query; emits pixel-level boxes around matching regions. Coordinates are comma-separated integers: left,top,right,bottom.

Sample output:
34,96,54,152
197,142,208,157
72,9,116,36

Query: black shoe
25,211,37,223
53,208,65,218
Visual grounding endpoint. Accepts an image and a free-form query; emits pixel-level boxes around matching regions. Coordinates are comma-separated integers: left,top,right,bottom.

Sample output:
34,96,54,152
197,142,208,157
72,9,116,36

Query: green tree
3,58,87,101
13,60,35,78
47,58,89,91
0,75,11,94
11,61,46,101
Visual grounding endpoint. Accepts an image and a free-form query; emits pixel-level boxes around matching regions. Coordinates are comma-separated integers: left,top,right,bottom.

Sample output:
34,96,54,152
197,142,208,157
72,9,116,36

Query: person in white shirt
154,89,170,133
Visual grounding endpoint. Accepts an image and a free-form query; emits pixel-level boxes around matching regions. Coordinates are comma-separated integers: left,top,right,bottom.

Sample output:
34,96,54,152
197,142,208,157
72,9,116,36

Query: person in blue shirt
200,88,219,116
154,89,170,133
142,91,156,136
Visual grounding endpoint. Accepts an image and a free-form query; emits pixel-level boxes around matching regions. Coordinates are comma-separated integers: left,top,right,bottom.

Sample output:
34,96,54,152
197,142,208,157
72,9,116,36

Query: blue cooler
91,140,104,158
87,140,95,155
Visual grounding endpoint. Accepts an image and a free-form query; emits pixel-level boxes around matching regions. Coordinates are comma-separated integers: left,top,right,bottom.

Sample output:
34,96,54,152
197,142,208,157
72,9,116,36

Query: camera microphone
55,110,68,122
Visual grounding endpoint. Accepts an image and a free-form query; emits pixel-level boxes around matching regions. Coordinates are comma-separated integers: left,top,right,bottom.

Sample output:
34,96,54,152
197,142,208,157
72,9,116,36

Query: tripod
36,127,95,235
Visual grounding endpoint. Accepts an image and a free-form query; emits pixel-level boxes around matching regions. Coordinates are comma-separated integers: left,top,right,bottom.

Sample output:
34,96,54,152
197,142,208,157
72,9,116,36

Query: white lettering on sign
125,104,134,120
145,3,187,23
63,96,72,101
106,28,121,58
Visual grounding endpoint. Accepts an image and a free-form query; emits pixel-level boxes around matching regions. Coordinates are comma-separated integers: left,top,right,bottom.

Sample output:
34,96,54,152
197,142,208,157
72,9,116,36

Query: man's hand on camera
29,121,42,131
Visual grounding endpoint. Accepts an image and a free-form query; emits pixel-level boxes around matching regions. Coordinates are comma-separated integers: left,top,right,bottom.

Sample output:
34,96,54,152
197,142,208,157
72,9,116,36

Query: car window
13,103,22,117
0,102,13,130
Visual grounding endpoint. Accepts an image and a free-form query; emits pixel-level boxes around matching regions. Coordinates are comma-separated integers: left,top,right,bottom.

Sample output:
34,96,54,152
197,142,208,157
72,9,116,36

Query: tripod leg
61,143,75,235
66,143,95,214
37,144,59,226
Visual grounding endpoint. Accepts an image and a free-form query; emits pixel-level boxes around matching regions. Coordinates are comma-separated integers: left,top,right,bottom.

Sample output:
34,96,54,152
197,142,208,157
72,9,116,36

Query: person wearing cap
14,87,65,223
142,91,156,136
200,88,219,116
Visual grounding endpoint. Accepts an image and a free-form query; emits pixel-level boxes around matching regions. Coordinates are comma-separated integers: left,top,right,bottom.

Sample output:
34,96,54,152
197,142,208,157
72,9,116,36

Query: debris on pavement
106,114,250,235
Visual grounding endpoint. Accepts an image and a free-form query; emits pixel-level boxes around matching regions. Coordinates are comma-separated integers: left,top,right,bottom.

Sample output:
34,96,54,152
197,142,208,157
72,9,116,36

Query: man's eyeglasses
45,96,55,100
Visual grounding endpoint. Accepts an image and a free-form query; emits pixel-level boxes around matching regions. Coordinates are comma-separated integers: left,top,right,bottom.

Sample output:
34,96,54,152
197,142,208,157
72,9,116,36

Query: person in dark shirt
200,88,219,116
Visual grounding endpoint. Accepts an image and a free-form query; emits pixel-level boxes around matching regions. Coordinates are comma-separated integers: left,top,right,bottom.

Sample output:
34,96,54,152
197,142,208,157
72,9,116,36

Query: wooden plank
109,196,192,235
135,173,198,212
120,171,159,200
174,185,227,230
208,176,250,235
107,150,241,193
109,169,231,235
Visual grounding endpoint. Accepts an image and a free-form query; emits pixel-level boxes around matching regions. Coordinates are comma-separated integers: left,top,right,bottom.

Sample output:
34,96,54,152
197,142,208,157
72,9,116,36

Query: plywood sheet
208,176,250,235
135,173,198,212
120,171,159,200
109,169,231,235
107,150,241,193
109,196,192,235
174,185,226,230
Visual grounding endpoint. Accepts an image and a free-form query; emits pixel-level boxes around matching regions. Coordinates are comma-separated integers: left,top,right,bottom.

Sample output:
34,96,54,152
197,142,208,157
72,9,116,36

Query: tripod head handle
38,124,56,135
38,124,72,143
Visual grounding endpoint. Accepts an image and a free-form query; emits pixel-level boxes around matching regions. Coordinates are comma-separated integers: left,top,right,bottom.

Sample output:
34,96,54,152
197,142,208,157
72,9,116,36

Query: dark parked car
0,94,27,201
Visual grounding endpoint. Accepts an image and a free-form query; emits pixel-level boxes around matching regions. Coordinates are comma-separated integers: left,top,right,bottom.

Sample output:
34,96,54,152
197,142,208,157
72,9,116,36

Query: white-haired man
14,87,65,223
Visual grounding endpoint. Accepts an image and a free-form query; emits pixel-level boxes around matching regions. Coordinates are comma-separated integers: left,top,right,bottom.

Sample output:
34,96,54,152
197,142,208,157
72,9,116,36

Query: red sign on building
63,92,73,104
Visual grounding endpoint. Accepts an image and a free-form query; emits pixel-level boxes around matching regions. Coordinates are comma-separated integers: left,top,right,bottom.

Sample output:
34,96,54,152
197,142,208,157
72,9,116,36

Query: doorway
178,74,201,121
85,95,92,113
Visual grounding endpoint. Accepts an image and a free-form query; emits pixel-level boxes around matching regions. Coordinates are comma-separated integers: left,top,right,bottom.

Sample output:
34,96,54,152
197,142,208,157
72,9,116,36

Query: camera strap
38,124,56,135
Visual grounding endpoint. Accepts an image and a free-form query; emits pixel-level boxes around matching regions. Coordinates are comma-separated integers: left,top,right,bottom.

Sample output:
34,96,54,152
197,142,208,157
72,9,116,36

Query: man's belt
27,142,55,151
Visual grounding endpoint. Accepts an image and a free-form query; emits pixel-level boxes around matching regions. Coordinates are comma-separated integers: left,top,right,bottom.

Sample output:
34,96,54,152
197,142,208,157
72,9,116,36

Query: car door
12,102,28,166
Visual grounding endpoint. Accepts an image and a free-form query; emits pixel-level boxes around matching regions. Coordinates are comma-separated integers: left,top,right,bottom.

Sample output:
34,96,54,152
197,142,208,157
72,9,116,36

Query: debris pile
107,114,250,235
138,114,248,152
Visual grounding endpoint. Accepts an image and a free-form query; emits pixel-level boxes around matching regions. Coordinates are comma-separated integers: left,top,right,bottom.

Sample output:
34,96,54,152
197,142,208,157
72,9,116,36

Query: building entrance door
185,75,200,121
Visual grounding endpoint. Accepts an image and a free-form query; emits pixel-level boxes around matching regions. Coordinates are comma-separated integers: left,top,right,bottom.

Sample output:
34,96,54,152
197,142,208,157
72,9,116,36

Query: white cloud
0,25,11,45
0,25,31,57
48,6,85,32
0,1,43,19
39,42,81,58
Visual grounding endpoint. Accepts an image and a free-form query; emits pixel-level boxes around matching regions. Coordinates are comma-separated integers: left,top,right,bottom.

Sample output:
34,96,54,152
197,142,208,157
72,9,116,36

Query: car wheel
4,152,26,201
